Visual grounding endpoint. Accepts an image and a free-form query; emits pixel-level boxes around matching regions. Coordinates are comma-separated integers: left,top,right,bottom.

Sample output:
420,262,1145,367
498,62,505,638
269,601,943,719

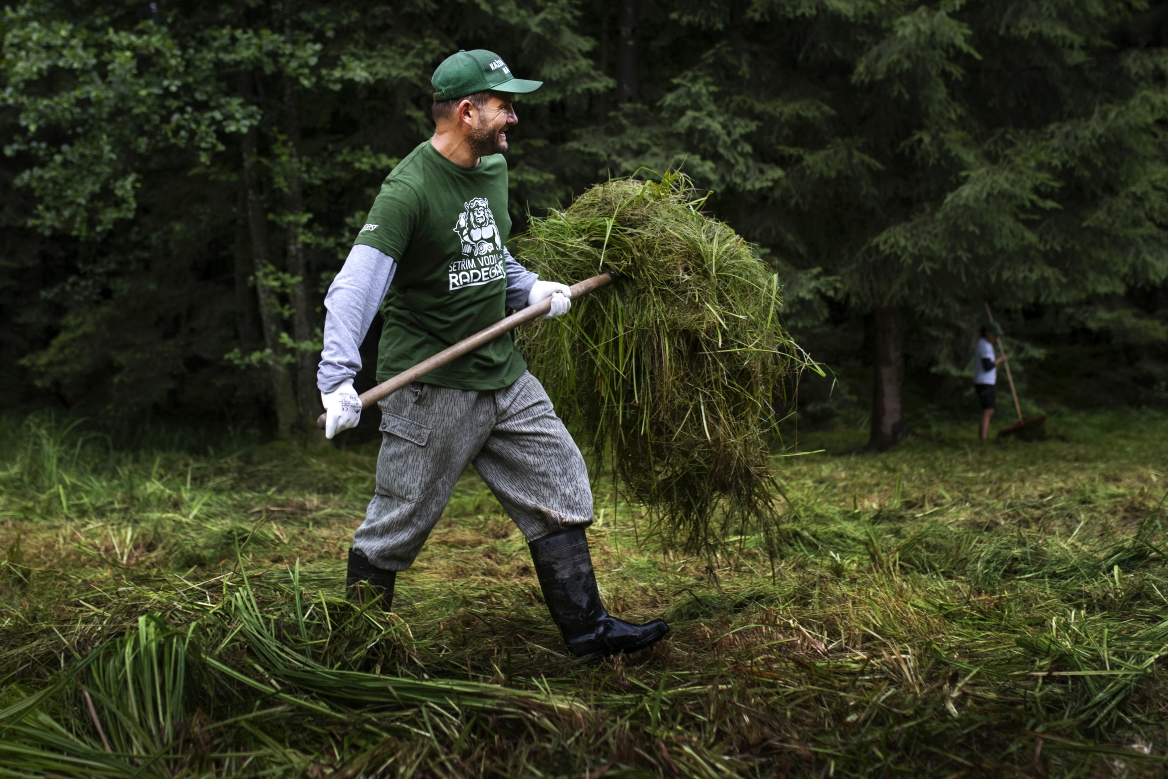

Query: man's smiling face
468,93,517,157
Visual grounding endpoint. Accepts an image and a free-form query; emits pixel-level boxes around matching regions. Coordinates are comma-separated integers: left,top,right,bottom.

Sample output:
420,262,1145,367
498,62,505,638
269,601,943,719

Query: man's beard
468,119,508,157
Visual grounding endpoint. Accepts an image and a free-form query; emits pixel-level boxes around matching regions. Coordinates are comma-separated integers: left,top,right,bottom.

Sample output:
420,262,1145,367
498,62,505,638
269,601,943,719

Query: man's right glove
321,379,362,439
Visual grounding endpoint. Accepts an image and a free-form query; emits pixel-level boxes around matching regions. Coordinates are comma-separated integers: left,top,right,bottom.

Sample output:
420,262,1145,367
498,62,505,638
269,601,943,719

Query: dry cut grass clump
518,173,812,559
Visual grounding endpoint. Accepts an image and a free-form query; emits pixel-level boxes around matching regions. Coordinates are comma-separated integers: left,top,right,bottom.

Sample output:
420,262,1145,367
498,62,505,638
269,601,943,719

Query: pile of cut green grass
518,172,815,559
0,574,585,778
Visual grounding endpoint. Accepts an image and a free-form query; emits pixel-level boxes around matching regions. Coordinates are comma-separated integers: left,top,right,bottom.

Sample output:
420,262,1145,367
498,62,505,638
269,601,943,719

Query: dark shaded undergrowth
1,410,1166,777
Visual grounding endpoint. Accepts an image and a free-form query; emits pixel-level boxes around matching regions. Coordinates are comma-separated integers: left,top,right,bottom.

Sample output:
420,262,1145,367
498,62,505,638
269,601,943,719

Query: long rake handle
317,272,617,430
984,302,1024,425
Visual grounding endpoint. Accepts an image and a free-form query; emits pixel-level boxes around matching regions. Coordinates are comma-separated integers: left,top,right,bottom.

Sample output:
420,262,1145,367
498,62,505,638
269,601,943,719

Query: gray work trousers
354,371,594,571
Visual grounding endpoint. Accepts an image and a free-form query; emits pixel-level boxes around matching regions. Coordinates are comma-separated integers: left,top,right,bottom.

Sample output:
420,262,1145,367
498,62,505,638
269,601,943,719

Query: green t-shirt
355,140,526,390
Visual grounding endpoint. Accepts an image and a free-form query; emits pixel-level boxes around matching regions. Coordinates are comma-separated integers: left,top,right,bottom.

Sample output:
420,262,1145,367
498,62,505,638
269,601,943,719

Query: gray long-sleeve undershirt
317,244,539,394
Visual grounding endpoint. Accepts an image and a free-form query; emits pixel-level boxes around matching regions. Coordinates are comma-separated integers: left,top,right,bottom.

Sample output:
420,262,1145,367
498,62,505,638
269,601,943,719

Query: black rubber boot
529,528,669,658
345,548,396,611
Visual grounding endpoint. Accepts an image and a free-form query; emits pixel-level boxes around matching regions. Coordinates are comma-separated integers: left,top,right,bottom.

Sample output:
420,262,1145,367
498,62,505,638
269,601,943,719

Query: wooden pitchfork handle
983,302,1024,425
317,272,617,430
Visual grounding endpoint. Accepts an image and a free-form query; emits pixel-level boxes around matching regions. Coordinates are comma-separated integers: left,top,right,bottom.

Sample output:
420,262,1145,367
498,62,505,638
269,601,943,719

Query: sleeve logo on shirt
360,224,378,233
449,198,505,291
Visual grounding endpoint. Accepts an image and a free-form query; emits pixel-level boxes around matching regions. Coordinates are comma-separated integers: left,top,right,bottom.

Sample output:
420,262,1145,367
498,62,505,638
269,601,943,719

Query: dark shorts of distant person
975,383,995,410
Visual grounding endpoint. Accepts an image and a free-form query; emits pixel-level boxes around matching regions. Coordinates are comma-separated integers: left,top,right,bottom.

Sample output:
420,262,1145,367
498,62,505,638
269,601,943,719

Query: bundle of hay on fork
517,173,811,560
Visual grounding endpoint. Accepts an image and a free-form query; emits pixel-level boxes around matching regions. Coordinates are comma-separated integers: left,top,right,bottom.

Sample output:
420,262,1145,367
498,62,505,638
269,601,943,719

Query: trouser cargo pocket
375,413,437,502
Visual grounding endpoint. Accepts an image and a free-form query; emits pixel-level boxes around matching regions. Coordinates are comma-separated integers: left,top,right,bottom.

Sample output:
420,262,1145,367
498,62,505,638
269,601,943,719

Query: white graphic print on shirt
449,198,505,291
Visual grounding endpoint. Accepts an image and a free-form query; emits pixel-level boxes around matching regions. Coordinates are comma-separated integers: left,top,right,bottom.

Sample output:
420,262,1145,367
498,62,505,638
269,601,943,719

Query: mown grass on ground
1,410,1166,777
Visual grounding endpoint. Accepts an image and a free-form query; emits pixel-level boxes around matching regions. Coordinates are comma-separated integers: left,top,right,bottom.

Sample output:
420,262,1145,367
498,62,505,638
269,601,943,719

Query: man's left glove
321,379,362,439
528,280,572,318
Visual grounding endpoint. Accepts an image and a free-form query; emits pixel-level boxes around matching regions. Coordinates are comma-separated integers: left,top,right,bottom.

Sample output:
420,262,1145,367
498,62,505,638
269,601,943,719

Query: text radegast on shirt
355,141,526,391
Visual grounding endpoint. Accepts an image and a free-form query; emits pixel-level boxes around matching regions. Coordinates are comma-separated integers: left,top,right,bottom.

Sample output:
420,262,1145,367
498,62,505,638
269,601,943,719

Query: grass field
1,410,1166,777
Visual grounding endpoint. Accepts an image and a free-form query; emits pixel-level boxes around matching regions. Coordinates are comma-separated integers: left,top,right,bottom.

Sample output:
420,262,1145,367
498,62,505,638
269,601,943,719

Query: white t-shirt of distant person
975,338,996,385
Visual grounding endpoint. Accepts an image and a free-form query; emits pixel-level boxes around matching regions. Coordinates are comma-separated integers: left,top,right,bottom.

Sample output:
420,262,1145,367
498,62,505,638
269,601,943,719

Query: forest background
2,0,1167,448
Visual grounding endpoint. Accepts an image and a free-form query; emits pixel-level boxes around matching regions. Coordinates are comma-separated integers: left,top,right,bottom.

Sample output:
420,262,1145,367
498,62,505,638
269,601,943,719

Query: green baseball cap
432,49,543,102
984,321,1003,335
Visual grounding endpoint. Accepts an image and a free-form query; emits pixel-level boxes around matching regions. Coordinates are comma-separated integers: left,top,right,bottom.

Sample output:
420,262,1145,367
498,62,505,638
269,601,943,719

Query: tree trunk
618,0,637,104
282,2,325,445
233,178,260,348
869,305,906,451
596,0,610,122
239,70,299,441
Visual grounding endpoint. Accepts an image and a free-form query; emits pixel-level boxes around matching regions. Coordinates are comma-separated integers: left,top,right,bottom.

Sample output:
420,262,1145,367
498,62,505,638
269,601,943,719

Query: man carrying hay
316,49,669,658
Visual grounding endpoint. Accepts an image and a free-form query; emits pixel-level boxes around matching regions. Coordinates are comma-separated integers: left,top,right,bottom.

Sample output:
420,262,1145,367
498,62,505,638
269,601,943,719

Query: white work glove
321,379,361,439
527,279,571,318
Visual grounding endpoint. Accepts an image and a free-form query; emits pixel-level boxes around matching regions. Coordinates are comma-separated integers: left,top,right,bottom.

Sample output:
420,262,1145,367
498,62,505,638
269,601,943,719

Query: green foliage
0,0,1166,432
1,3,257,238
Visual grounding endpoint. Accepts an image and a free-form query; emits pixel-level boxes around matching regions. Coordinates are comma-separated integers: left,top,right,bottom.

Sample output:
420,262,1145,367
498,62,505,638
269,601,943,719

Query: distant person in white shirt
974,322,1007,440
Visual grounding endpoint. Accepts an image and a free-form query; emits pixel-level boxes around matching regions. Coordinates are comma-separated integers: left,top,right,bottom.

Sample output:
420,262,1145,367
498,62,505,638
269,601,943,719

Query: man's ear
458,98,477,126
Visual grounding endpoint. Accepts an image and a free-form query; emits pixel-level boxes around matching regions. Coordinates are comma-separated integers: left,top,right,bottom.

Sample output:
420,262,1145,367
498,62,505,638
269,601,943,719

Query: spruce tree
570,0,1168,447
2,0,1165,441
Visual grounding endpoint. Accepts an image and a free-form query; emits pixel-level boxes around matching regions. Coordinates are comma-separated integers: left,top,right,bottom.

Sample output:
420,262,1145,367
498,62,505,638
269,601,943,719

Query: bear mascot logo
454,198,502,259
